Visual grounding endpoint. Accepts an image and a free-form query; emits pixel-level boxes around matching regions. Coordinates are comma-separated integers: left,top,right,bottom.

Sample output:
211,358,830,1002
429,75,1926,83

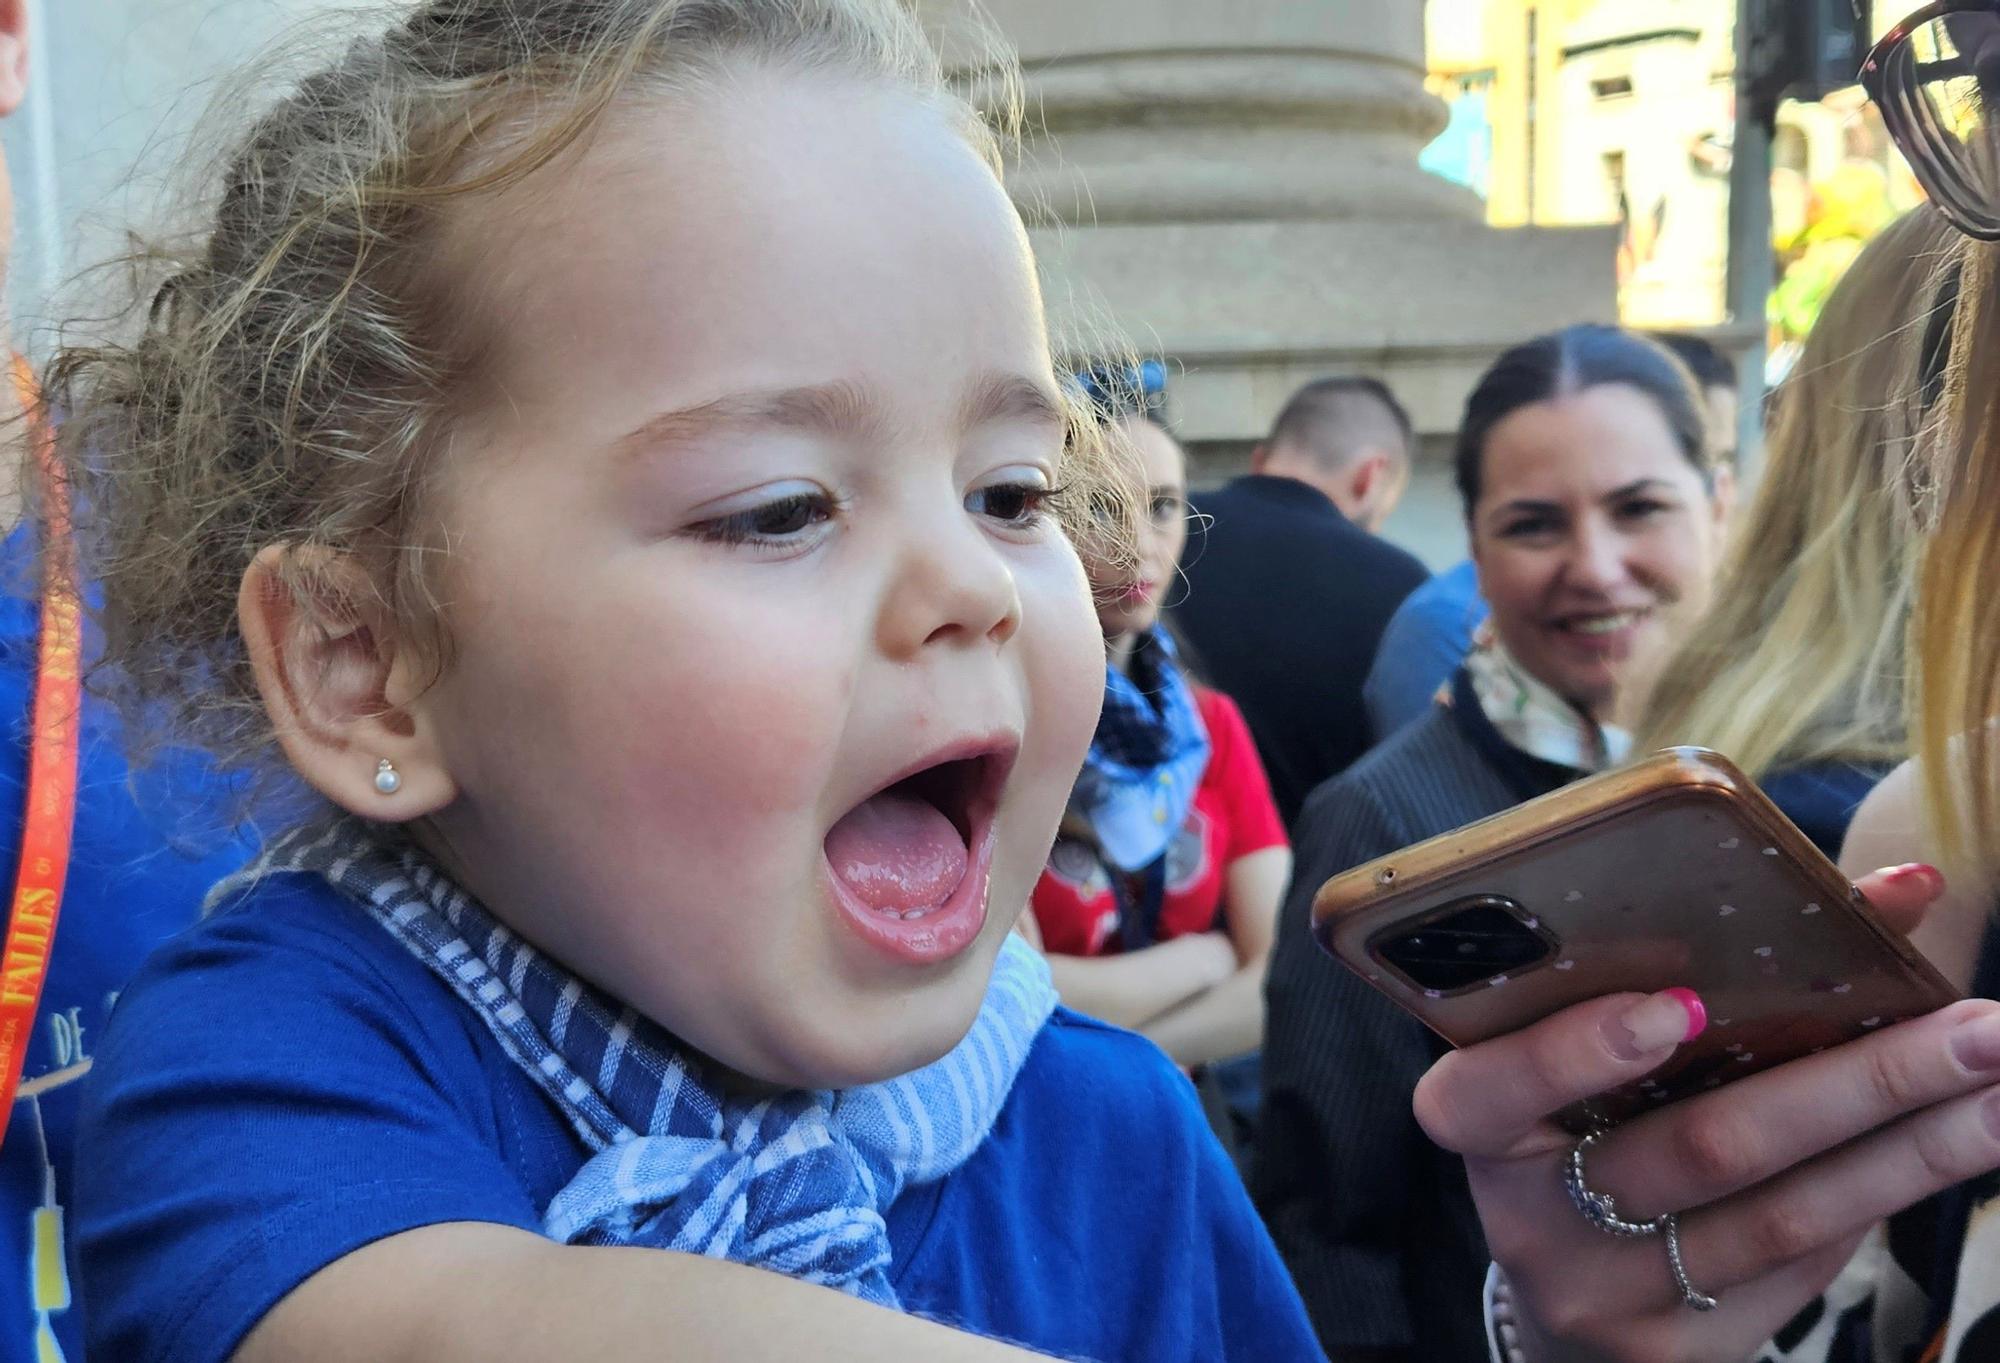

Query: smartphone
1312,747,1962,1132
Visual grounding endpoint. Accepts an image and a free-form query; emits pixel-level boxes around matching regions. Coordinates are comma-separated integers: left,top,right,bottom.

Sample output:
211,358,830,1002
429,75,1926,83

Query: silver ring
1564,1130,1665,1237
1662,1213,1719,1311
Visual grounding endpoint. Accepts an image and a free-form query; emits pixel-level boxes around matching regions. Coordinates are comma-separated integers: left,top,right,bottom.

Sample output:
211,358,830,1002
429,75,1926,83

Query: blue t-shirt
0,526,259,1363
1761,760,1892,862
1362,560,1487,743
75,870,1324,1363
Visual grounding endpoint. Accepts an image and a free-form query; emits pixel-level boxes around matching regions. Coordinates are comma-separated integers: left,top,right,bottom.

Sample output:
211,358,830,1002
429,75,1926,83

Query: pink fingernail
1662,987,1708,1041
1883,863,1946,894
1607,989,1706,1060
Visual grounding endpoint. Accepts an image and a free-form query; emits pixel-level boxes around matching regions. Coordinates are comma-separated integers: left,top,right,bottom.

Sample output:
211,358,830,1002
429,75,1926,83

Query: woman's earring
373,758,402,796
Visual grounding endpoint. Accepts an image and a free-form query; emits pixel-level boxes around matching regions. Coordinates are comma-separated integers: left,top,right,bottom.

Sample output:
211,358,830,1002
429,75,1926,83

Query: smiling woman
1253,324,1728,1359
1457,325,1722,747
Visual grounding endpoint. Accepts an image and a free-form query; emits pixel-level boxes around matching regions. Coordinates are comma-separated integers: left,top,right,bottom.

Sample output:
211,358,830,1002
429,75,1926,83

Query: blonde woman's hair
1914,226,2000,871
1637,206,1960,779
44,0,1137,777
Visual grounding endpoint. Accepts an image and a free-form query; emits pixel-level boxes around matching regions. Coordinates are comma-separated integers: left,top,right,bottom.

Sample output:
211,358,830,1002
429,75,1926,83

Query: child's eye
690,489,837,545
1499,516,1559,540
1616,498,1672,522
967,479,1060,526
1150,493,1187,523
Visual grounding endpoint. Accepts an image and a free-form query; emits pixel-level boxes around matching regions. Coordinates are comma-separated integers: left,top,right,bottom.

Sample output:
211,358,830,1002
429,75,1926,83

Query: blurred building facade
1425,0,1920,349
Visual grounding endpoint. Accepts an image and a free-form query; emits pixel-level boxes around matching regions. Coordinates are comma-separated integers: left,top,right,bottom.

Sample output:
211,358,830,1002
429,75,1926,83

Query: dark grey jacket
1251,696,1575,1363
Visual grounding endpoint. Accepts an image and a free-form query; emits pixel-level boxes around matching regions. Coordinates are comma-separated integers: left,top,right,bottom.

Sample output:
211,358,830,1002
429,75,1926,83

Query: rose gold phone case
1313,748,1961,1131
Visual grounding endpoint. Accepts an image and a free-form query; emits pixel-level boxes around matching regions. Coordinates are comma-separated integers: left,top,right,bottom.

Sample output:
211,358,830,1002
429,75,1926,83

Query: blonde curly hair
45,0,1137,778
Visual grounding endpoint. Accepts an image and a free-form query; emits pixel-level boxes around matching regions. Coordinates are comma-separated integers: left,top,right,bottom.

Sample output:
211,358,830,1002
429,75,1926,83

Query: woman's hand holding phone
1424,866,2000,1362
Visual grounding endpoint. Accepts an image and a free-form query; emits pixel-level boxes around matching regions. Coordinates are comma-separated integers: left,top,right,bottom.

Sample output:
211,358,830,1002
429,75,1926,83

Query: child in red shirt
1028,411,1291,1071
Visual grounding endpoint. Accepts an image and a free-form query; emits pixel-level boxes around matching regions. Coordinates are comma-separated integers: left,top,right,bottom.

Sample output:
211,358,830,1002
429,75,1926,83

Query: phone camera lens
1372,896,1555,995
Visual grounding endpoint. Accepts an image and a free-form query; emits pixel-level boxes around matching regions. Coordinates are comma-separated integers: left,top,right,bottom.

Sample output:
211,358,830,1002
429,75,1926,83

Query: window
1603,150,1630,221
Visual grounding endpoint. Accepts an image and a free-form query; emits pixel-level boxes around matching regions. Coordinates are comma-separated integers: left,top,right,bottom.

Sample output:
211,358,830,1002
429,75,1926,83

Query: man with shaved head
1175,378,1429,827
1253,377,1413,532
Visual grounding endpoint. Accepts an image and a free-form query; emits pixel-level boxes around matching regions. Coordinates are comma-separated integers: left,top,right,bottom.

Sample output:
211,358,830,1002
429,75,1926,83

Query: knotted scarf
1071,628,1212,873
219,820,1058,1307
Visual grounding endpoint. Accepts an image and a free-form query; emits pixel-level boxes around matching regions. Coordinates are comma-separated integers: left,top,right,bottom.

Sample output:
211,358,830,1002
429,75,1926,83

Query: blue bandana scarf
1071,629,1212,873
226,820,1058,1306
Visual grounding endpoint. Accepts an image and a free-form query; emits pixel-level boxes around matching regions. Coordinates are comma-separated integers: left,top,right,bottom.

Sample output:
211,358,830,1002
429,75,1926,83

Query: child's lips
822,737,1015,965
824,822,996,965
825,790,968,917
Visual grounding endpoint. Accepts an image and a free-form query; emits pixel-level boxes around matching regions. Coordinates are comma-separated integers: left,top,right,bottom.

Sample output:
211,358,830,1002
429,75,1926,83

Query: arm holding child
238,1226,1060,1363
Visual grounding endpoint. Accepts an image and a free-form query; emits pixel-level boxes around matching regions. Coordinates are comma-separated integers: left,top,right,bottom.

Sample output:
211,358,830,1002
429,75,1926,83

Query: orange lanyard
0,355,81,1148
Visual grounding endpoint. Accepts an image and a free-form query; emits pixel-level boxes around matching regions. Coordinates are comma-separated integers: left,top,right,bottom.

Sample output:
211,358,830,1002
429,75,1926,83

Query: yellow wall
1426,0,1908,329
1430,0,1607,228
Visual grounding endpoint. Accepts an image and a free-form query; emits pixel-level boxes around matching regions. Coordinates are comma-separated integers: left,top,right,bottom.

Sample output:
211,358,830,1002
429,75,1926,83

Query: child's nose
875,516,1022,659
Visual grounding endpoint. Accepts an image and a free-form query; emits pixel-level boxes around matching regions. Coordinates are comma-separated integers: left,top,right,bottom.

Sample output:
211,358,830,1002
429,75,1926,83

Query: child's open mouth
823,740,1014,964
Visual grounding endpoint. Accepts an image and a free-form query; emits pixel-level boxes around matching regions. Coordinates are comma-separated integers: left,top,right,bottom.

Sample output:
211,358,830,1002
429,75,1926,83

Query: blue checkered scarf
230,820,1058,1306
1071,629,1212,872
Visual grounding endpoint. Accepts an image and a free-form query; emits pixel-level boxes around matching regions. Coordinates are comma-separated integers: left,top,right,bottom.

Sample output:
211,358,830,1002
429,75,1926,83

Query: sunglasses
1864,1,2000,239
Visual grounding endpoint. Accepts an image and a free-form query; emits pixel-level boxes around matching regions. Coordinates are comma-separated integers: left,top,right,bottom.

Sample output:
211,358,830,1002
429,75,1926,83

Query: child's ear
238,543,457,821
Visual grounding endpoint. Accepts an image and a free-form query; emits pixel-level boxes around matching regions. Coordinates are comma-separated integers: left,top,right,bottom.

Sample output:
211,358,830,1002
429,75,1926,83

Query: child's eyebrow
614,381,883,455
955,372,1068,434
613,373,1065,457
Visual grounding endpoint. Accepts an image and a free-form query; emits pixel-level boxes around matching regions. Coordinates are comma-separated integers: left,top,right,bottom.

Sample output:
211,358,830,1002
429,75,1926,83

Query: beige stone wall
924,0,1618,564
4,0,334,347
960,0,1485,226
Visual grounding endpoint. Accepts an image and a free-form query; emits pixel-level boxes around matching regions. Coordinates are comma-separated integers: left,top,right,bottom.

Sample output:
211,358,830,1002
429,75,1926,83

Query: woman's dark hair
1454,324,1711,518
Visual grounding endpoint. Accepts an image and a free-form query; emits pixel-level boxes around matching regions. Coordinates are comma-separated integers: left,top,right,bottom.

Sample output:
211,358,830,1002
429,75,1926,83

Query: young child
55,3,1323,1361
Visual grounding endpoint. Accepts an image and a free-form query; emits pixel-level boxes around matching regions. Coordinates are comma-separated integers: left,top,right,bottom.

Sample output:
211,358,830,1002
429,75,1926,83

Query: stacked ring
1564,1129,1721,1312
1662,1214,1719,1312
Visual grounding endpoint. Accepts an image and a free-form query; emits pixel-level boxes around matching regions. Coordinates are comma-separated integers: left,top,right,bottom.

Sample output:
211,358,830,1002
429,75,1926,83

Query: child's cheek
608,630,853,842
1025,549,1111,772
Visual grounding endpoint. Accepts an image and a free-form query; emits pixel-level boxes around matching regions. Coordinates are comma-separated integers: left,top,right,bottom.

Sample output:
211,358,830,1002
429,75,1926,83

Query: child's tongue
825,790,968,914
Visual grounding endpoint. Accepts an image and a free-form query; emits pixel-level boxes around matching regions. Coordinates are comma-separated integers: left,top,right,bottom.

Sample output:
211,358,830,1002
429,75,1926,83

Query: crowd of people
3,1,2000,1361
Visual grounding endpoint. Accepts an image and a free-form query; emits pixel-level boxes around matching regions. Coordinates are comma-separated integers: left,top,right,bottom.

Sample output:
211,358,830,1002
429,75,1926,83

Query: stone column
922,0,1617,557
985,0,1486,226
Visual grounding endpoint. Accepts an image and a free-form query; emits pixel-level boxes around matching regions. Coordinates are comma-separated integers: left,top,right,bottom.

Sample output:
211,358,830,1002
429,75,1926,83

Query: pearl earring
373,759,402,796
